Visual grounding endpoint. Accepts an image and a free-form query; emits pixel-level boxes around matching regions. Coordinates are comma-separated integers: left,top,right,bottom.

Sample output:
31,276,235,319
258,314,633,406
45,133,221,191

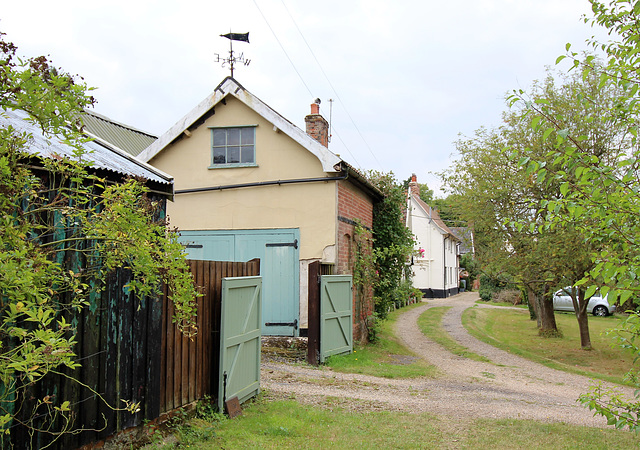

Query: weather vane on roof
216,32,251,78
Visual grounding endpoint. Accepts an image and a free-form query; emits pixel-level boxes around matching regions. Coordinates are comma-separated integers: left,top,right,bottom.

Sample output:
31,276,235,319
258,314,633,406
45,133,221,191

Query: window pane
213,148,226,164
227,128,240,145
213,129,226,146
241,128,254,145
241,146,254,164
227,146,240,163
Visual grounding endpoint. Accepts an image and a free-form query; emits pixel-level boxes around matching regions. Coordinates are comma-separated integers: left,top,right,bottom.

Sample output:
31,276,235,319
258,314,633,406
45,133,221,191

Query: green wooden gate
319,275,353,363
218,276,262,412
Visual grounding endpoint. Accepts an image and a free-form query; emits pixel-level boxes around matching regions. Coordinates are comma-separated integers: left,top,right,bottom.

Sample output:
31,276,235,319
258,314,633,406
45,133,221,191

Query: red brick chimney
305,99,329,147
409,173,420,196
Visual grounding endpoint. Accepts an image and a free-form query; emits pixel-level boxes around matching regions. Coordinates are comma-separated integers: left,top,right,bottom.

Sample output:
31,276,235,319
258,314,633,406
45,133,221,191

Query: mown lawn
463,305,634,385
158,396,637,449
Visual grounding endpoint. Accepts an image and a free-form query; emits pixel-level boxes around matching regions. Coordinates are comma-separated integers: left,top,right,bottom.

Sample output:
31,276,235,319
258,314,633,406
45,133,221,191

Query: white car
553,288,616,316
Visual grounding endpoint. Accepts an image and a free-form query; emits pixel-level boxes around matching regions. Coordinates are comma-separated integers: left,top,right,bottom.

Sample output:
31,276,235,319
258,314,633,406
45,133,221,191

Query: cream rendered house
406,175,460,298
138,77,380,338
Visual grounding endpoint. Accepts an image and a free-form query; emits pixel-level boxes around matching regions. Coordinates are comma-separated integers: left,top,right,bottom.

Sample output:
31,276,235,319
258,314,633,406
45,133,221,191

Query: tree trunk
575,309,592,349
538,286,558,335
573,288,592,350
527,287,540,327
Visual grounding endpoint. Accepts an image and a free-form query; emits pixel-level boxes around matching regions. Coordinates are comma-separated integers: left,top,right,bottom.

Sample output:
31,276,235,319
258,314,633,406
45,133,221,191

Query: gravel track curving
261,292,635,427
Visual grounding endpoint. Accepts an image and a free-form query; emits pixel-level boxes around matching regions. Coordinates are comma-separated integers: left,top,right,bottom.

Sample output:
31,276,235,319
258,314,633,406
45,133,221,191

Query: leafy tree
444,120,561,336
508,0,640,431
444,64,622,344
432,196,466,228
0,32,198,440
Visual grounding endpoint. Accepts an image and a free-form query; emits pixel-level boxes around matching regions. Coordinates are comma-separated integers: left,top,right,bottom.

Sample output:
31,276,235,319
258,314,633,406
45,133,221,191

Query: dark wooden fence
160,259,260,413
7,258,259,449
9,269,163,449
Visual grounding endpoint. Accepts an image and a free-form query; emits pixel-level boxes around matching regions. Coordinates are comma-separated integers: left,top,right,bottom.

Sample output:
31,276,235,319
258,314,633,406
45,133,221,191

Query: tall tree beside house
509,0,640,430
0,32,198,442
443,64,622,343
367,171,416,318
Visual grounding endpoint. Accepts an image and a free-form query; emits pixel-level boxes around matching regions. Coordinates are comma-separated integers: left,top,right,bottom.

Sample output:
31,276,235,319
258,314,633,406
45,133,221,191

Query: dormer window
209,126,257,168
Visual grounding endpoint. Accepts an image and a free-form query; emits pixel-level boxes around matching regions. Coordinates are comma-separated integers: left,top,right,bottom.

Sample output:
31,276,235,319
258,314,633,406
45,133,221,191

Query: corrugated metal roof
1,108,173,187
81,110,157,157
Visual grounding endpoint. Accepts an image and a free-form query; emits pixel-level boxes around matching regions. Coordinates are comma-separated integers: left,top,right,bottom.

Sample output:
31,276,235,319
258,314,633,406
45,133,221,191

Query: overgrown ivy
365,171,417,319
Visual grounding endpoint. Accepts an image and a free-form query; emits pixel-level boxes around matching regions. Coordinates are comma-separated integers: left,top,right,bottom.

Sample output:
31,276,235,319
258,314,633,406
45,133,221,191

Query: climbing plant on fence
0,31,199,443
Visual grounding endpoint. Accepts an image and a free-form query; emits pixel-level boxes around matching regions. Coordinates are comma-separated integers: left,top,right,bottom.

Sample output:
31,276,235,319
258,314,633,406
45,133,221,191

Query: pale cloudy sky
2,1,607,193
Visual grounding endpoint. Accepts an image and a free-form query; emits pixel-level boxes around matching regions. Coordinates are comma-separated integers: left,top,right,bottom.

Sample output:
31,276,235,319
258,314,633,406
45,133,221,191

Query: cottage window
210,126,256,168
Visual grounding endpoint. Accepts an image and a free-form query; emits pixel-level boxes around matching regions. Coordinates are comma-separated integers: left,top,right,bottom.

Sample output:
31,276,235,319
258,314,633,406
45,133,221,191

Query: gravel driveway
261,292,635,427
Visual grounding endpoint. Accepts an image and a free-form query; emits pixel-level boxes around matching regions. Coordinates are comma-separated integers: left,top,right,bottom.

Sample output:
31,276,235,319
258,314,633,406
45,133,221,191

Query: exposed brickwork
305,103,329,147
336,180,375,342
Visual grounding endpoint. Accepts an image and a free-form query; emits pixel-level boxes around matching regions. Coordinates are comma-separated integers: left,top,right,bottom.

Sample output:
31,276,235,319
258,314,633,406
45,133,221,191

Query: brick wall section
305,102,329,147
337,179,375,342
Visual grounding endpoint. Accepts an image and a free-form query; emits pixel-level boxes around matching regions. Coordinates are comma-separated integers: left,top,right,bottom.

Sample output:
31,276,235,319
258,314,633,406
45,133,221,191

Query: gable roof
137,77,342,172
2,108,173,193
82,109,158,157
410,193,460,241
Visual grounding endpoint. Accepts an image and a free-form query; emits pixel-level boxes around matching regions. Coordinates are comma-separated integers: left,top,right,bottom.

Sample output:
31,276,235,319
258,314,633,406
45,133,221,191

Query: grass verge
463,306,633,385
417,306,490,362
325,302,438,378
167,395,637,450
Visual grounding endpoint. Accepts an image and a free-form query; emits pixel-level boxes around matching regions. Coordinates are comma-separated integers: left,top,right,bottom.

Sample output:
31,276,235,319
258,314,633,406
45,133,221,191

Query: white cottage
406,174,460,298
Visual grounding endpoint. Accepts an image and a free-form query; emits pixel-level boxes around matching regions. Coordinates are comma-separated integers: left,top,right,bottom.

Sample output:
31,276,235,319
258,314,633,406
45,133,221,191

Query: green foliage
366,171,415,319
459,253,479,288
0,31,199,440
504,0,640,431
478,274,505,302
442,63,624,339
579,311,640,431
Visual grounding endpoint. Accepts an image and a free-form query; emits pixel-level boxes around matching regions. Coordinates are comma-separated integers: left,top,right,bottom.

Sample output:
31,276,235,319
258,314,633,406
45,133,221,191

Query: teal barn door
179,229,300,337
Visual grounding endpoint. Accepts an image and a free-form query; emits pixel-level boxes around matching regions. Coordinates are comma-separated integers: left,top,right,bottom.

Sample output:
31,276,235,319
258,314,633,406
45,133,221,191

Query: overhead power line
251,0,313,98
279,0,383,171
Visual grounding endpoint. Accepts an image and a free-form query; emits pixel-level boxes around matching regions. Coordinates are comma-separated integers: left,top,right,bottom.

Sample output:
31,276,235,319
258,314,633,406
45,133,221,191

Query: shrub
479,274,501,301
492,289,522,305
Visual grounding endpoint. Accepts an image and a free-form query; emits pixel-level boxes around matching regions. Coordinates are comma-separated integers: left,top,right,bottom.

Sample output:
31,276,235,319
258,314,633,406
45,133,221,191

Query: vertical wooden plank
118,271,134,430
100,271,118,440
307,261,321,365
207,260,218,398
160,283,168,413
79,283,102,445
198,260,207,399
186,262,198,403
210,261,224,397
172,293,182,409
181,331,189,406
180,262,190,406
146,290,162,420
131,291,149,426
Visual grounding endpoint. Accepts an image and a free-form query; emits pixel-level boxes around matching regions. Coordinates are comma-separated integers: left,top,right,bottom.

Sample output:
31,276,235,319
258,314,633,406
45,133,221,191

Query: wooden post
307,261,321,365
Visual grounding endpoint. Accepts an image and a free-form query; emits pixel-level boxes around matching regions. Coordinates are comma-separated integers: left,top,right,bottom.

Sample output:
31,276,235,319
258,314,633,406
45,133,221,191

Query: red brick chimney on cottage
305,99,329,147
409,173,420,196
